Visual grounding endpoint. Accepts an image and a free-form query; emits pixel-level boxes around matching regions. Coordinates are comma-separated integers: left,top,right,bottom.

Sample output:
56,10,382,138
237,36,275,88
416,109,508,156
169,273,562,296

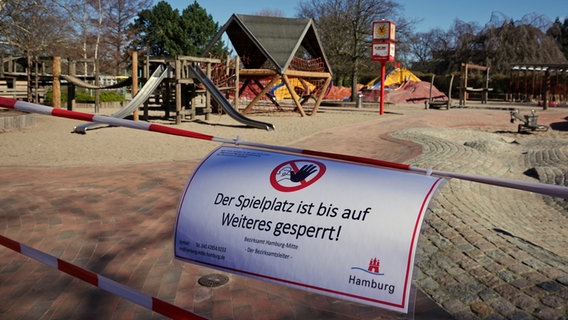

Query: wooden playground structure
136,54,225,124
206,14,333,117
0,56,125,108
510,63,568,109
0,53,330,124
236,57,331,117
426,62,568,109
0,14,334,129
0,56,53,102
459,63,492,106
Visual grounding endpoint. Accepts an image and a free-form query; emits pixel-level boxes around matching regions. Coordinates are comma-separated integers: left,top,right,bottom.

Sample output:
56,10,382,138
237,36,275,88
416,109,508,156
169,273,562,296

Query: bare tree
254,8,285,17
298,0,403,100
0,0,72,101
53,0,150,75
0,0,71,55
50,0,98,74
547,18,568,60
483,21,567,72
407,31,437,71
408,14,567,75
102,0,152,75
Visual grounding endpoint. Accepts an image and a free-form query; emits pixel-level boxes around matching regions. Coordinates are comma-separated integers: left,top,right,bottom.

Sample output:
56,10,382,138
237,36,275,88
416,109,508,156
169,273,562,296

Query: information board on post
174,146,444,313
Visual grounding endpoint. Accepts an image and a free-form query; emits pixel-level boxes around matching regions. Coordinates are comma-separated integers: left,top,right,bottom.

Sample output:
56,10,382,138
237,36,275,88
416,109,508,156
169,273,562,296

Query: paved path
1,104,567,319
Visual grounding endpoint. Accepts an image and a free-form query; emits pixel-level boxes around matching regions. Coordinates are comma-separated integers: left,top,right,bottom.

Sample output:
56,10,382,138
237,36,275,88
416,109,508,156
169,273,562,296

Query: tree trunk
34,56,39,103
26,54,32,102
351,59,359,101
350,0,362,102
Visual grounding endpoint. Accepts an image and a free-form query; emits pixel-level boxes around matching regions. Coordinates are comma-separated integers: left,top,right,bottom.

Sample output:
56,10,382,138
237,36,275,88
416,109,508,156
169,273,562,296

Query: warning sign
174,146,444,313
270,159,326,192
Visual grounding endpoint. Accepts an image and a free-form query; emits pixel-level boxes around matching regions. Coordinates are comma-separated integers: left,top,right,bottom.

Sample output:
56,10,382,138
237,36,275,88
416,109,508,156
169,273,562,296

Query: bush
75,90,125,103
44,88,68,103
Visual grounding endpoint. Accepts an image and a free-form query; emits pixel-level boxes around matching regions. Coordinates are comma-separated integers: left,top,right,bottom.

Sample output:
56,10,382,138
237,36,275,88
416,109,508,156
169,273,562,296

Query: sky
166,0,568,33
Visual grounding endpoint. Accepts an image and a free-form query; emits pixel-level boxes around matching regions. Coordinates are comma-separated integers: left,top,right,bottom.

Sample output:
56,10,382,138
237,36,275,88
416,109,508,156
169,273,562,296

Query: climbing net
208,60,236,87
289,56,325,72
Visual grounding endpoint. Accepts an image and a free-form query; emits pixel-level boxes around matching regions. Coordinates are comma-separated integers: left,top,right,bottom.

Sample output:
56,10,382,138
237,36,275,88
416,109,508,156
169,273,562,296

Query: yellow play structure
365,67,421,89
271,78,317,100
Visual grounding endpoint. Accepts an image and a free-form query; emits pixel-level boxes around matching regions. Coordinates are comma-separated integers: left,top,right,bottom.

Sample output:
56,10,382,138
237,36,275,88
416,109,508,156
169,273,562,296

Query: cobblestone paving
392,127,568,319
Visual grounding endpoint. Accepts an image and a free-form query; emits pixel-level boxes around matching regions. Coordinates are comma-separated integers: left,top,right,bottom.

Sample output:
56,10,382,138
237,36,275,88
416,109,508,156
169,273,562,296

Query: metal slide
73,64,171,133
190,65,275,131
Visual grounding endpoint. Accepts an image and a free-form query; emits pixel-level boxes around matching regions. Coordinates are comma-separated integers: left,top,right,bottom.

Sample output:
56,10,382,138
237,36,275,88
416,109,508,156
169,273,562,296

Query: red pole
379,62,386,115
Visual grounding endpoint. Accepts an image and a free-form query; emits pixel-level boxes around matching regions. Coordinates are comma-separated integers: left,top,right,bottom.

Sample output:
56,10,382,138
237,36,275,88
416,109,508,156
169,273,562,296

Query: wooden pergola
511,64,568,110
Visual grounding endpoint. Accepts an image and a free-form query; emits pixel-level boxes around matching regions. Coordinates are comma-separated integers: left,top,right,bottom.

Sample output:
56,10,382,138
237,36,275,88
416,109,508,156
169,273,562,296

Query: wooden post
459,63,468,106
484,67,490,104
94,59,100,113
234,56,240,109
52,56,61,108
26,55,32,102
205,62,212,120
543,69,549,110
464,64,468,105
282,74,306,117
67,60,76,110
191,83,197,120
132,51,139,121
225,54,230,76
34,56,39,103
175,58,182,124
309,75,332,115
426,74,435,109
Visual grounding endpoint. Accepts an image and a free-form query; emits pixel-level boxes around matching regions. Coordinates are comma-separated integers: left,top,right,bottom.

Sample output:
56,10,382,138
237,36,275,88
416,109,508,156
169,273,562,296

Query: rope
0,234,205,320
0,97,566,199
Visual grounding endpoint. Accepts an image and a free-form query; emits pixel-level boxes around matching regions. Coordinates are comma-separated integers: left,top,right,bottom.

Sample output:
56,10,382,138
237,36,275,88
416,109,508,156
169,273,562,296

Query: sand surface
0,107,380,167
2,103,566,167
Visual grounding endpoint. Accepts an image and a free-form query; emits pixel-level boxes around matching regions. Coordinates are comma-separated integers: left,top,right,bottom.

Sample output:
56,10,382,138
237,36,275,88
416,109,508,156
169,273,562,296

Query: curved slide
190,65,274,131
73,64,171,133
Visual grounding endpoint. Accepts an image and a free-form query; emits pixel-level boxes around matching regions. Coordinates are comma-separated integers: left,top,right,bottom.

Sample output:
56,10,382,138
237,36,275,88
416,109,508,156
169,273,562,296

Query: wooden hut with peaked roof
205,14,333,116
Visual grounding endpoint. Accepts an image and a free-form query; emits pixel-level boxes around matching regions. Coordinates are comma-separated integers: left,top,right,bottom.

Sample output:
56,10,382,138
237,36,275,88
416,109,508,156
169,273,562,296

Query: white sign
373,43,389,57
175,146,444,313
372,43,396,62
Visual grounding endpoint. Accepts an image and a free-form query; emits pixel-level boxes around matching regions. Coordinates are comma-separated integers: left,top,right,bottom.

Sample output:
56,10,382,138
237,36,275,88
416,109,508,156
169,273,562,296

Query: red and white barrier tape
0,97,566,199
0,234,205,319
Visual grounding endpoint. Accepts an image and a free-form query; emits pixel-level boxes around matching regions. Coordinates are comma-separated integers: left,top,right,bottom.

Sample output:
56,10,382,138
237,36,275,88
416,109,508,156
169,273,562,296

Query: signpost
371,20,396,115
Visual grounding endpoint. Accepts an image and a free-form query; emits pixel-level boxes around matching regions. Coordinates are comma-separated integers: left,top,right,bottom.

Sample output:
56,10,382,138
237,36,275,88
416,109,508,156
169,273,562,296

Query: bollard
356,92,363,108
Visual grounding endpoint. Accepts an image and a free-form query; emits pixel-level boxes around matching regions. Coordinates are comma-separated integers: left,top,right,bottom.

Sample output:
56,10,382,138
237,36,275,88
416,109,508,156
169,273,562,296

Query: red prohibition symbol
270,159,326,192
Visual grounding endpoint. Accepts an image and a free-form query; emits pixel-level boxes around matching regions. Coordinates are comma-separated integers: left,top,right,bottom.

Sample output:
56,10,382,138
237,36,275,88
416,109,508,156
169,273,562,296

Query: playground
1,102,567,319
4,56,565,131
1,13,568,320
0,14,338,131
1,15,567,134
